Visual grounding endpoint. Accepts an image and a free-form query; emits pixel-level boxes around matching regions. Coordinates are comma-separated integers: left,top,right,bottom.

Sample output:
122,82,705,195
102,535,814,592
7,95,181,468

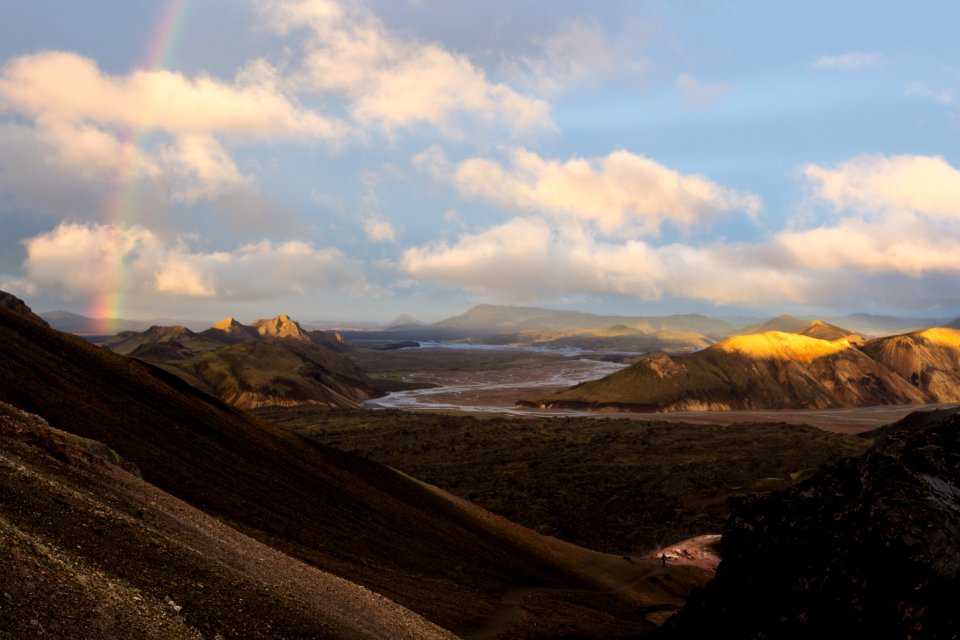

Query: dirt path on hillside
462,535,721,639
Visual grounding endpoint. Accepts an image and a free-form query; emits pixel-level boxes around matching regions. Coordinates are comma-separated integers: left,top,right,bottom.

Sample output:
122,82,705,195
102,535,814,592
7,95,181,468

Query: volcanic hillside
538,326,960,412
0,293,711,637
104,314,373,409
661,406,960,638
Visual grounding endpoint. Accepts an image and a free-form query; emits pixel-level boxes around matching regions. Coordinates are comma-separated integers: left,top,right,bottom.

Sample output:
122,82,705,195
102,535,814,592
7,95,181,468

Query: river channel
361,342,629,415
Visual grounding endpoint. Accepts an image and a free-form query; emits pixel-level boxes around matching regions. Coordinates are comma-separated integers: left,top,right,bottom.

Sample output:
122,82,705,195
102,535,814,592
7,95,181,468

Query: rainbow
89,0,190,333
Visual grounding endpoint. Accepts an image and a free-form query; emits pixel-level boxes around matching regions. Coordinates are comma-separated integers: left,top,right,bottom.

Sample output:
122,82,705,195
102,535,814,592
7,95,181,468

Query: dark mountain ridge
661,406,960,638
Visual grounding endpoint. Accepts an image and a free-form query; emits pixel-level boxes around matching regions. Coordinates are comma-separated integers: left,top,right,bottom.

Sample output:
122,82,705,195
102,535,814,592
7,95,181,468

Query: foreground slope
661,407,960,639
0,402,453,640
0,295,706,637
540,331,926,411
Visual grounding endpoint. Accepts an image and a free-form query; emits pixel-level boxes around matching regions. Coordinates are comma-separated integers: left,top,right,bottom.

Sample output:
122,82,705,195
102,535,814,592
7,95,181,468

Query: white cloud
257,0,553,135
419,146,761,235
0,51,350,228
774,154,960,278
0,50,348,140
811,51,884,71
402,152,960,308
160,134,247,202
362,217,397,243
778,212,960,276
10,222,367,301
402,217,663,301
802,154,960,218
401,217,807,306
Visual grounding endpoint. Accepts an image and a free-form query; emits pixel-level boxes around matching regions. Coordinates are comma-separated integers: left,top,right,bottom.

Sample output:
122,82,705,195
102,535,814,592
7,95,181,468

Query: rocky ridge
661,407,960,638
537,327,960,412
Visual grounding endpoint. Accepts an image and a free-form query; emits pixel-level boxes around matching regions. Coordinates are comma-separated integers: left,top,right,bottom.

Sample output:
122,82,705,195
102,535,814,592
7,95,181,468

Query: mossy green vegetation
257,407,870,554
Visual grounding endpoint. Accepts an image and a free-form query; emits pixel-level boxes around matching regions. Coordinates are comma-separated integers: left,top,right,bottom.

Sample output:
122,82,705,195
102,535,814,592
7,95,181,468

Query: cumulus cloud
402,217,663,301
401,217,807,305
257,0,553,135
9,222,367,301
811,51,885,71
776,154,960,278
801,154,960,218
0,50,348,140
0,51,352,231
402,152,960,309
417,146,762,235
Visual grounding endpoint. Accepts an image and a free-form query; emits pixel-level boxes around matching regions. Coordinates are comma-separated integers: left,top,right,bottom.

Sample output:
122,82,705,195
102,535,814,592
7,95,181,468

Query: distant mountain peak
798,319,859,341
251,314,309,340
388,314,424,327
211,316,242,331
143,325,195,339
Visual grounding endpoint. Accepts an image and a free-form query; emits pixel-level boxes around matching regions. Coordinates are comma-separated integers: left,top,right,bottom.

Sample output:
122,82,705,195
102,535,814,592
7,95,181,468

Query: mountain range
0,291,702,637
6,289,960,636
533,322,960,412
101,315,375,409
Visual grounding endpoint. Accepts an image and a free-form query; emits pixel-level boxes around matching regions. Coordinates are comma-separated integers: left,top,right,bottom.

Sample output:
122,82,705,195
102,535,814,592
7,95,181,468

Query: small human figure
661,553,667,568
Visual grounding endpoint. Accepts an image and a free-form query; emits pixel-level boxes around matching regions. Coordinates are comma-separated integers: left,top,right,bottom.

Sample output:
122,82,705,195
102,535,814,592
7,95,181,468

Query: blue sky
1,0,959,323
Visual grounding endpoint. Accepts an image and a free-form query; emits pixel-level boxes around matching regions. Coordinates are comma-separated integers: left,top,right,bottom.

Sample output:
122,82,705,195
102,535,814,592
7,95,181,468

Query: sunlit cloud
801,154,960,218
257,0,554,135
6,222,368,301
416,146,762,235
362,217,397,243
0,50,348,140
401,217,804,305
402,152,960,309
0,51,349,230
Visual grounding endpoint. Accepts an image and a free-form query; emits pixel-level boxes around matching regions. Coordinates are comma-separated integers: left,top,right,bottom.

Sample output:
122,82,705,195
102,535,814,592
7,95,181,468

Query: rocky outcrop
862,328,960,402
0,291,48,326
250,314,310,340
203,316,261,342
661,407,960,639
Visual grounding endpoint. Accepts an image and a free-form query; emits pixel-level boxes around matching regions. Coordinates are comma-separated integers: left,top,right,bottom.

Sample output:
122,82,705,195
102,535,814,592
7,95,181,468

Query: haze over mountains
48,304,960,339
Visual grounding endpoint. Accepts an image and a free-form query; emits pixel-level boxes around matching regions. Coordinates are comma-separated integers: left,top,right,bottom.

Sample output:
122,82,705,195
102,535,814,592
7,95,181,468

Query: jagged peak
211,316,244,331
250,314,309,339
0,291,49,326
144,325,194,338
711,331,853,362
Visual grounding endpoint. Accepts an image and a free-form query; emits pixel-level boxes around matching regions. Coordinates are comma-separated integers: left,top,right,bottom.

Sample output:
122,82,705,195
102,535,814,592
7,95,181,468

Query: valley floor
353,343,959,433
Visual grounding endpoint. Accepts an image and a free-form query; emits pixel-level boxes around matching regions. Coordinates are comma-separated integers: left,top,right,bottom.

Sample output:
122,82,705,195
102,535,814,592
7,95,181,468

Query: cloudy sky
2,0,959,324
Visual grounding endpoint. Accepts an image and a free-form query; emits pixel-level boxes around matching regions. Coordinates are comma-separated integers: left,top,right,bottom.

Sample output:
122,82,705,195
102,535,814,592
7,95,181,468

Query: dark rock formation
661,407,960,639
0,291,48,326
